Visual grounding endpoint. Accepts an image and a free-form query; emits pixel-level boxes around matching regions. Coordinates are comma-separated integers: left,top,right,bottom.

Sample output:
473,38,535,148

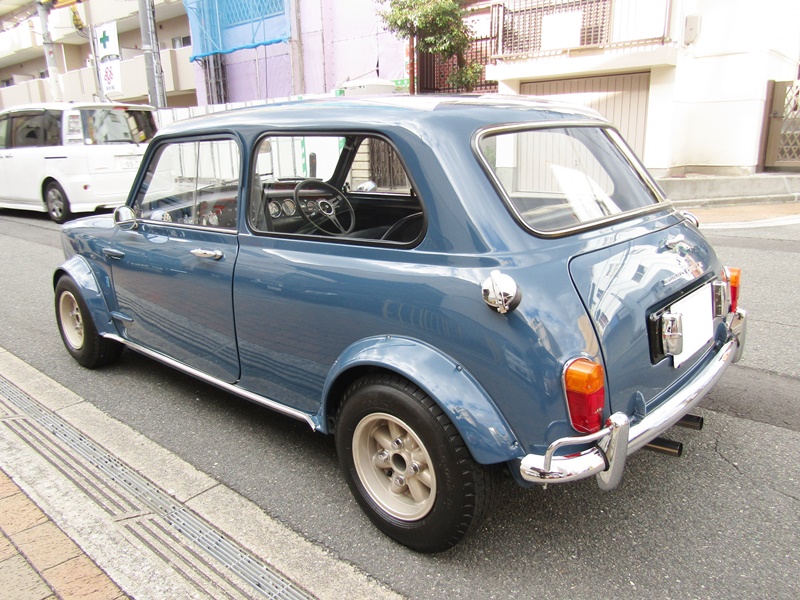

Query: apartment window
0,79,12,88
172,35,192,49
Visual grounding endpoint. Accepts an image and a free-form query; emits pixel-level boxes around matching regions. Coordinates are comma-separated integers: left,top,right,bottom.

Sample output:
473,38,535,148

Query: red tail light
564,358,605,434
726,267,741,312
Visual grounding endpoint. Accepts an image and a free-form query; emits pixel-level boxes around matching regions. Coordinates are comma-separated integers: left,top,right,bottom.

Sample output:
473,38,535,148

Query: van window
81,108,157,145
0,116,8,148
9,111,61,148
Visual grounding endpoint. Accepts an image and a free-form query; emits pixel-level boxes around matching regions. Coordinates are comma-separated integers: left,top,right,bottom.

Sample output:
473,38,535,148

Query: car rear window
81,108,157,144
477,125,660,233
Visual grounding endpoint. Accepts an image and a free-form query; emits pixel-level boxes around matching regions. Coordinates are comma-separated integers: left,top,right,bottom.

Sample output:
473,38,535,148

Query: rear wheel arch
42,177,71,223
335,371,499,552
320,336,521,465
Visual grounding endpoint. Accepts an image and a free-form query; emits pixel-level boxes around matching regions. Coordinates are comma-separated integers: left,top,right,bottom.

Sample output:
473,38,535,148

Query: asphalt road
1,208,798,600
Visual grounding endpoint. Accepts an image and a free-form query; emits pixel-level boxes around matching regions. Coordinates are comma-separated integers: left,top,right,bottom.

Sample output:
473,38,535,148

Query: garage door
520,72,650,159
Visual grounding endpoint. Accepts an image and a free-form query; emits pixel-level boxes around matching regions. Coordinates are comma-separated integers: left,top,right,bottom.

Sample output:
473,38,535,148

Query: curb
0,346,402,600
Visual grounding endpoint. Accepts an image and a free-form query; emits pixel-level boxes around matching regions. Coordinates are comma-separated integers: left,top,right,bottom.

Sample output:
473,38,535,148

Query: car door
4,111,51,204
108,137,242,383
234,133,427,412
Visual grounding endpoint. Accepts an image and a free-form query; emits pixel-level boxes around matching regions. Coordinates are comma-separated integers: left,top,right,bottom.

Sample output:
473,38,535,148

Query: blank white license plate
670,283,713,367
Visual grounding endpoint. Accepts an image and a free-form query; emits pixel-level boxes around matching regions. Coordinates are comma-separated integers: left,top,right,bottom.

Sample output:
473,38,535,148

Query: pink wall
195,0,406,104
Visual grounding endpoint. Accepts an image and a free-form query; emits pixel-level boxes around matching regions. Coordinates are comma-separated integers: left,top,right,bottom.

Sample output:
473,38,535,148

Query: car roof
0,102,155,114
155,94,608,138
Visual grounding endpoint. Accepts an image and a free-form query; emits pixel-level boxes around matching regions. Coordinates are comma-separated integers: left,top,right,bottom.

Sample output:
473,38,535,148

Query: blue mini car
54,96,746,552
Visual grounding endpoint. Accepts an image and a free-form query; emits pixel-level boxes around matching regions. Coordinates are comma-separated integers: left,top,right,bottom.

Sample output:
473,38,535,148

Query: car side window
42,111,62,146
249,134,423,244
133,138,240,229
10,113,45,147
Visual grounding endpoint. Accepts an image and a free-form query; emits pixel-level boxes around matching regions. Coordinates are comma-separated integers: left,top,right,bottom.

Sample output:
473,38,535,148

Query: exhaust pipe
645,437,683,457
676,413,704,430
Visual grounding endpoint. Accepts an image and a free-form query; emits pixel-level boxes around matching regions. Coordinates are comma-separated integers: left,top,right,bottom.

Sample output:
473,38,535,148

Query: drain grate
0,376,315,600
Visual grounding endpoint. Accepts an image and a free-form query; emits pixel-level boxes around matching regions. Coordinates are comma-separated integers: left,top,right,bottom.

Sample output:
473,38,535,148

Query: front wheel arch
54,275,123,368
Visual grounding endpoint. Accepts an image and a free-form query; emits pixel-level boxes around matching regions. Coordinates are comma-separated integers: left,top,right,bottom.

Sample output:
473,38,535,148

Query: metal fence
496,0,612,56
418,0,671,93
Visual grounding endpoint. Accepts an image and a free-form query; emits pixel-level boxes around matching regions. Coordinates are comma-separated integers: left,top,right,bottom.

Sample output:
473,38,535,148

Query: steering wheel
293,179,356,236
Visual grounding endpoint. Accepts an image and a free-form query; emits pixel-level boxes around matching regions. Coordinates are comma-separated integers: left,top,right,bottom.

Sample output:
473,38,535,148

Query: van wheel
335,374,496,553
45,181,71,224
55,276,122,368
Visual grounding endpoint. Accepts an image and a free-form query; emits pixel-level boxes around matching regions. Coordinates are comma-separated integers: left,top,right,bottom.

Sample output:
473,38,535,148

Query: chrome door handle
191,248,223,260
103,248,125,260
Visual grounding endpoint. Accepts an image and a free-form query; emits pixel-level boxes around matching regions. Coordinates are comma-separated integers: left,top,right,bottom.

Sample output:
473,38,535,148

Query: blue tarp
183,0,290,62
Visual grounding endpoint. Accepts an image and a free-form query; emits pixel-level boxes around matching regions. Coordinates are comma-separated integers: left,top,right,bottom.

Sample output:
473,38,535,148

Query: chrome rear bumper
519,312,745,490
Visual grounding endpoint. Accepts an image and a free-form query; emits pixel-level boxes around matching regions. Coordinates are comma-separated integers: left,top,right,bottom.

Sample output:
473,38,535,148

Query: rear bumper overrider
519,309,746,490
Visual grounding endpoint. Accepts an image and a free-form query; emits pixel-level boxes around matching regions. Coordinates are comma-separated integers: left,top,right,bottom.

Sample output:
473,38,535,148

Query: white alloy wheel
352,412,436,521
58,290,85,350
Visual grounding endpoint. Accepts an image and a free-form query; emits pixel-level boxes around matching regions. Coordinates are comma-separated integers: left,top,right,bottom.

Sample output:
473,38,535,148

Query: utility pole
289,0,306,96
138,0,167,107
36,1,63,101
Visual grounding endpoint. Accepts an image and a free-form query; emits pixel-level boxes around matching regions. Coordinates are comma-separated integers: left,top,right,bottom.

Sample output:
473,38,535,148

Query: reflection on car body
53,96,746,552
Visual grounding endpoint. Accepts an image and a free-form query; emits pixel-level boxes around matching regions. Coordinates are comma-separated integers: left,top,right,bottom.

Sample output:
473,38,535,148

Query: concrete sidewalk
0,348,400,600
1,199,798,600
688,199,800,225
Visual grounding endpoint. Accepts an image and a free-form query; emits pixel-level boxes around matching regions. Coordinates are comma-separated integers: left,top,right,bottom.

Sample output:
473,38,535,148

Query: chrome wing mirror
113,206,137,230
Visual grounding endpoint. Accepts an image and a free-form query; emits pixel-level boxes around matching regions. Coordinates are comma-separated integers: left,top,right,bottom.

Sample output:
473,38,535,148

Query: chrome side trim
102,334,316,429
520,337,740,488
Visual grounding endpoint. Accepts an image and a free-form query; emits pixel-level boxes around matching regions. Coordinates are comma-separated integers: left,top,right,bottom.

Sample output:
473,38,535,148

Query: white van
0,102,156,223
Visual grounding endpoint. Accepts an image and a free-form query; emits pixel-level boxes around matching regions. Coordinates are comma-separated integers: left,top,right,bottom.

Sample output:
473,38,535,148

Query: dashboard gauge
306,200,317,212
281,199,297,216
269,201,281,218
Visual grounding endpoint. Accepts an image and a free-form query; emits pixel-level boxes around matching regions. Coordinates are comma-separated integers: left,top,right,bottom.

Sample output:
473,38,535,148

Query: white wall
490,0,800,175
649,0,800,174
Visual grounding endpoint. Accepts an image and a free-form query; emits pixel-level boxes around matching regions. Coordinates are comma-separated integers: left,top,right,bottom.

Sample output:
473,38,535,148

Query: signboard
95,21,122,96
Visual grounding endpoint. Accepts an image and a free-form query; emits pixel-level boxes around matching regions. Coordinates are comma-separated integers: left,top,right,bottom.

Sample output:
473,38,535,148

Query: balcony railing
488,0,673,59
0,47,196,109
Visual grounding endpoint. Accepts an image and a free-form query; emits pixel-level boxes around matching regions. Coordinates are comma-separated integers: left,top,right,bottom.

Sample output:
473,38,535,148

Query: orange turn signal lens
565,358,605,394
564,358,605,434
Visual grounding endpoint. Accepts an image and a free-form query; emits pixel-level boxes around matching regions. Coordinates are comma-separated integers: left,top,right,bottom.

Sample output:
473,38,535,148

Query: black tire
45,181,71,224
335,373,496,553
55,276,123,368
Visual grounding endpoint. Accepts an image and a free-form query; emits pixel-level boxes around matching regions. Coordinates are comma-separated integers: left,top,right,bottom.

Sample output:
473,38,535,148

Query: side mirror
113,206,137,230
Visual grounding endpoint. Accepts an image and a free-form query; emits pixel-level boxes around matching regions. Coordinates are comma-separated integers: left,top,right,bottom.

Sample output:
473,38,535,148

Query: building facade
0,0,197,108
473,0,800,175
1,1,798,176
